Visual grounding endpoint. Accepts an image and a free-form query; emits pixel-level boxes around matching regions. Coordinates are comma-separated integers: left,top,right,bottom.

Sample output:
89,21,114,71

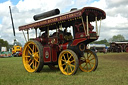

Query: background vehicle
0,47,11,58
87,44,107,53
109,42,128,52
19,7,106,75
12,41,22,57
9,6,22,57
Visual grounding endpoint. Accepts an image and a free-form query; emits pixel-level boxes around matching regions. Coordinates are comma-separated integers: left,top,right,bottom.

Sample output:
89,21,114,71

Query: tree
91,39,109,46
0,38,9,51
108,34,125,42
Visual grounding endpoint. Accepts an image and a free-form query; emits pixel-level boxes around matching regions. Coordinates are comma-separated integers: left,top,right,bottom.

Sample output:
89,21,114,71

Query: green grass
0,53,128,85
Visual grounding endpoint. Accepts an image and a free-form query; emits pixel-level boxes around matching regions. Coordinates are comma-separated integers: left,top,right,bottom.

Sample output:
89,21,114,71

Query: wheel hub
30,54,34,60
65,61,70,65
86,59,90,63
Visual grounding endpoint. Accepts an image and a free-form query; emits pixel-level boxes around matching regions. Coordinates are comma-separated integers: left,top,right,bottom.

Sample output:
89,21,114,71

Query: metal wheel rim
79,50,96,72
58,51,76,75
22,41,40,72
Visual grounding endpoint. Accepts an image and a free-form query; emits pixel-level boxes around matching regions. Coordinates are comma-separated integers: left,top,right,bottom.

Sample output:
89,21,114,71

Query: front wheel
79,49,98,72
58,49,79,75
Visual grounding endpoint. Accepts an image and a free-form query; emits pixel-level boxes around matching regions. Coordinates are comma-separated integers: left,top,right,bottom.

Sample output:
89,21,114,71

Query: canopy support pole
86,16,89,36
22,30,27,42
47,27,49,38
99,17,102,36
81,16,87,36
35,28,37,38
27,30,29,41
56,26,58,36
59,24,62,30
95,17,98,36
39,30,41,36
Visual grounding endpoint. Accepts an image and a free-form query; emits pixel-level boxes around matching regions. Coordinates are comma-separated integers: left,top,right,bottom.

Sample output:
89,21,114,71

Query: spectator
105,46,108,53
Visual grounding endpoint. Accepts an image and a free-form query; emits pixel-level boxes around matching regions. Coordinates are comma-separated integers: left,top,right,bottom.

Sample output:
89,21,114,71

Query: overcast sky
0,0,128,46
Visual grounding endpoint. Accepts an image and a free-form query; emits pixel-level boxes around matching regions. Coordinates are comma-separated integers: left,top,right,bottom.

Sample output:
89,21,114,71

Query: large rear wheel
79,49,98,72
22,40,44,72
58,49,79,75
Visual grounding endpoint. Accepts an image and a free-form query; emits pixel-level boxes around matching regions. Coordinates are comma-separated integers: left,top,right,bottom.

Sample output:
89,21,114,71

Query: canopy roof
19,7,106,31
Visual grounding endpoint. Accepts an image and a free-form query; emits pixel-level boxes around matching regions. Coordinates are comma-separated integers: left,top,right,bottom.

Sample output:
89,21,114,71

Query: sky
0,0,128,46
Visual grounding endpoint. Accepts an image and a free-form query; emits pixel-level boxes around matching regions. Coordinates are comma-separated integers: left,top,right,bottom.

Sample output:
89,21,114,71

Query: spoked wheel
79,49,98,72
22,40,44,72
58,49,79,75
125,47,128,52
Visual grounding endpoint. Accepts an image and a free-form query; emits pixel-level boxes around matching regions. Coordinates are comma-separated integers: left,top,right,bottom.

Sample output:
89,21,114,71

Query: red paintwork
59,34,64,40
19,51,22,56
52,48,57,62
48,37,58,44
35,37,42,42
59,42,69,50
75,32,86,39
43,46,51,62
71,38,87,46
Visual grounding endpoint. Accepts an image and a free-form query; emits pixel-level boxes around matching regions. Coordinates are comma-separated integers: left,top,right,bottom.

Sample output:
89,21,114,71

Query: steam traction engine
109,42,128,52
19,7,106,75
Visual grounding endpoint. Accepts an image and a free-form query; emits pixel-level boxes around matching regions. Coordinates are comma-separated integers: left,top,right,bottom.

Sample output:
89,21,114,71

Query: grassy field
0,53,128,85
